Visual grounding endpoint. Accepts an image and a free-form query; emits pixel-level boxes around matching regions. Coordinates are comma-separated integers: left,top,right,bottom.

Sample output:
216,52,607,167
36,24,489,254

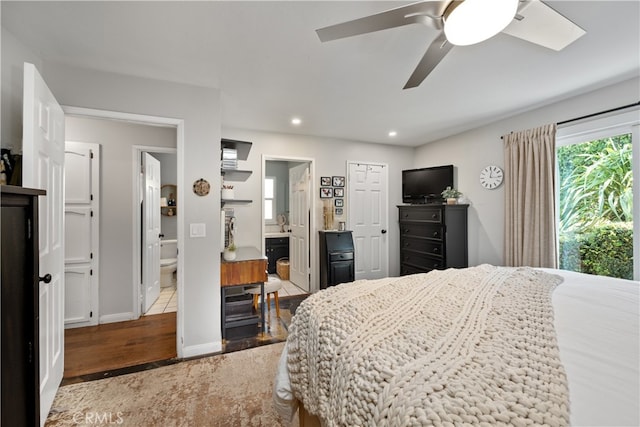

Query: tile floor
145,285,177,315
144,274,305,317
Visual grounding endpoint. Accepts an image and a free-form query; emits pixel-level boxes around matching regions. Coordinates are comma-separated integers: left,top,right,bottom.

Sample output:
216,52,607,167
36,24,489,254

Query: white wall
221,129,415,284
413,77,640,267
1,27,43,152
65,116,176,319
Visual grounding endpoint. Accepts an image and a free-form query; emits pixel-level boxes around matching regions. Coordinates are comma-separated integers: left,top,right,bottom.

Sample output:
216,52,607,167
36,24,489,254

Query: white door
142,153,161,313
348,162,389,280
22,62,65,425
64,142,99,327
289,163,310,291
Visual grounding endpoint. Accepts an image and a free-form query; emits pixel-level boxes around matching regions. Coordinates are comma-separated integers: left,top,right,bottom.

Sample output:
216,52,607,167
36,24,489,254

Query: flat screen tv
402,165,454,204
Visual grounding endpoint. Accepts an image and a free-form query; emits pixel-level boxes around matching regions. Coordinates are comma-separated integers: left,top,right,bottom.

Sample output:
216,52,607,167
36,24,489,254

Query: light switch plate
190,223,206,238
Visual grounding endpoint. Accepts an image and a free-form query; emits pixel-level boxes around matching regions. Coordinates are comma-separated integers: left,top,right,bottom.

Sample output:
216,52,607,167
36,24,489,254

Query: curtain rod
500,101,640,139
557,101,640,126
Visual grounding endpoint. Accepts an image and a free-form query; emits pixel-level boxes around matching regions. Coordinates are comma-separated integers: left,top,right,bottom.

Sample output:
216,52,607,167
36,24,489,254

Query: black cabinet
398,204,468,275
319,231,355,289
1,185,45,426
265,237,289,274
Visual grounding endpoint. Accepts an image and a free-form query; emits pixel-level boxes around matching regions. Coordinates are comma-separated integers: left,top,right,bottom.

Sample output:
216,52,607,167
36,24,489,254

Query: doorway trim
62,106,185,358
261,155,317,292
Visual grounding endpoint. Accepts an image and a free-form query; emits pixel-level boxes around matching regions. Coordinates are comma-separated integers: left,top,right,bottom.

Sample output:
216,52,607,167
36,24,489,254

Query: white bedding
274,268,640,426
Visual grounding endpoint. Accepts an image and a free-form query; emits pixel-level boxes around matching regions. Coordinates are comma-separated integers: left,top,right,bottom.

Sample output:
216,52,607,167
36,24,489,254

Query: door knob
159,233,165,238
39,274,52,284
381,229,387,234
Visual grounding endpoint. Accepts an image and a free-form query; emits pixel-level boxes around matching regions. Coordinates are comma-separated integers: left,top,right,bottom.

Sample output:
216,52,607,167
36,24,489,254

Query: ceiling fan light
444,0,519,46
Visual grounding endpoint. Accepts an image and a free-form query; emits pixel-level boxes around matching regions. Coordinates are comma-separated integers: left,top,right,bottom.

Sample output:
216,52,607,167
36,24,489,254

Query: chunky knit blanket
286,265,570,426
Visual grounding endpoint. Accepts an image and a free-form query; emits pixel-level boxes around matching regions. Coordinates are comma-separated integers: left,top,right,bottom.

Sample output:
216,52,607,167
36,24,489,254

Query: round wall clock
480,165,503,189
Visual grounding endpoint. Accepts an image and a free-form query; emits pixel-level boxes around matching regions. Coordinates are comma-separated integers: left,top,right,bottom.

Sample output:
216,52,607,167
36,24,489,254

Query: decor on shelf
332,176,345,187
334,188,344,197
223,243,237,261
161,184,178,216
320,187,333,198
193,178,211,196
441,186,462,204
320,176,332,186
221,184,234,200
323,199,334,230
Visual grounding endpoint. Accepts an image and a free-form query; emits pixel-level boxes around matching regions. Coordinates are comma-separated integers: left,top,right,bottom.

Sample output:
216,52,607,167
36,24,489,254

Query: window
556,109,639,280
264,176,276,223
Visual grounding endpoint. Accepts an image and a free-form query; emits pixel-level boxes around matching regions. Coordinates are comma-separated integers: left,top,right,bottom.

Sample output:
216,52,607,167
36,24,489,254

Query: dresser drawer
399,206,442,223
400,264,434,276
401,236,443,256
399,223,443,240
400,250,443,270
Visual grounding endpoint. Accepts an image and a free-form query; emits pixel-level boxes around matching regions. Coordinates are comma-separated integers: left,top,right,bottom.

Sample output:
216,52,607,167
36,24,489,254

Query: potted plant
223,242,237,261
441,186,462,204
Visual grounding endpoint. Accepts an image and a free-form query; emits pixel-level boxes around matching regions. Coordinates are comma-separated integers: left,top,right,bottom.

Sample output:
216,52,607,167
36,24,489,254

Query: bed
273,265,639,426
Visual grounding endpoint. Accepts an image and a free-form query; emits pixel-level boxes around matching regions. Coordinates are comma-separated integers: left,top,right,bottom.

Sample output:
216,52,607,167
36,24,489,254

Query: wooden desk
220,247,268,339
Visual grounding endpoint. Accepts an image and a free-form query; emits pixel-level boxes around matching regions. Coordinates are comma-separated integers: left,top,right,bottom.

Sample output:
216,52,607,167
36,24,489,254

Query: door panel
142,153,161,313
22,62,65,425
348,162,388,280
64,208,91,264
289,163,310,291
64,267,91,324
64,141,99,328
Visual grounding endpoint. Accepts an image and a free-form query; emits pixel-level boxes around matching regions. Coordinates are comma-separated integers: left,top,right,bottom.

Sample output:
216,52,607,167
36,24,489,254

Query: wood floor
62,295,307,384
63,312,177,380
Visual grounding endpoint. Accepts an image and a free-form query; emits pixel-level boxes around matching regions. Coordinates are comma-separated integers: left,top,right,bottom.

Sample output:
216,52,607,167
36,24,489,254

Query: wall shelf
221,169,252,182
221,138,252,161
222,199,252,207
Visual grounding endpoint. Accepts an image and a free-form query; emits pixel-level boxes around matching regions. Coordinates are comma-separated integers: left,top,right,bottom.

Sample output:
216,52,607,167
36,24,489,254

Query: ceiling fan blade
502,0,586,51
316,1,448,42
404,31,453,89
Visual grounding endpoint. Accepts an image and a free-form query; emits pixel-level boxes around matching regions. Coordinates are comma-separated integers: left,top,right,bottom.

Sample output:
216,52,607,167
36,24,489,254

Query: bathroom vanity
220,246,267,339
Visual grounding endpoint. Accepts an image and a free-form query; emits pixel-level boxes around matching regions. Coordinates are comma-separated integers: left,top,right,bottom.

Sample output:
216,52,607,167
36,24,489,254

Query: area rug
45,342,290,426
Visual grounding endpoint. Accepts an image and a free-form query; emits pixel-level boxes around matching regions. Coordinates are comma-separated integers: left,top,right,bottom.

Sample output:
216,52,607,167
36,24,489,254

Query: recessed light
388,131,397,137
291,117,302,125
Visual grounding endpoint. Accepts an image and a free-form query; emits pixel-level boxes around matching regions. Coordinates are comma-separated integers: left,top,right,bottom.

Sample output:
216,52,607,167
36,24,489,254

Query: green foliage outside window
557,134,633,279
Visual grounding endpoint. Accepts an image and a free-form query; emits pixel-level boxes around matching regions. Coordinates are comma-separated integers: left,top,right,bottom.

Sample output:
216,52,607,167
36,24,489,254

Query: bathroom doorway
262,155,316,293
138,150,179,317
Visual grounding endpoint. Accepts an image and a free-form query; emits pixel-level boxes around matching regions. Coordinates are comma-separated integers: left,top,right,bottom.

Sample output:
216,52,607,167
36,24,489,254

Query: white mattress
274,269,640,426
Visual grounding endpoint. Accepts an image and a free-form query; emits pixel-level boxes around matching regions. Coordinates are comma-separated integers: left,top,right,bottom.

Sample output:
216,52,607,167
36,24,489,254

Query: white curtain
503,123,558,268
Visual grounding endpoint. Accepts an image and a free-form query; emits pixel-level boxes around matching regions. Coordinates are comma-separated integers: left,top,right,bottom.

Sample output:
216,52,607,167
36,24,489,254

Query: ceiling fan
316,0,586,89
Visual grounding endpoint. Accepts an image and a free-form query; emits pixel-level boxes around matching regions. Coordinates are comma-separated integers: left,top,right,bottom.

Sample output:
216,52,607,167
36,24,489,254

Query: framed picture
320,187,333,198
332,176,345,187
335,208,343,216
335,198,344,207
334,188,344,197
320,176,332,186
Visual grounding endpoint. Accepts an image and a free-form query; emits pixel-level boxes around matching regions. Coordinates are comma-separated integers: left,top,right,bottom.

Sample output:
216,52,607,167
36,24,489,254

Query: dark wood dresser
398,204,468,275
1,185,45,426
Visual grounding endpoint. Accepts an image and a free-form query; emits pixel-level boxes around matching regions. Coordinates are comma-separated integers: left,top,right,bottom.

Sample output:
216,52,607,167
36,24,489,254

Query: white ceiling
3,1,639,147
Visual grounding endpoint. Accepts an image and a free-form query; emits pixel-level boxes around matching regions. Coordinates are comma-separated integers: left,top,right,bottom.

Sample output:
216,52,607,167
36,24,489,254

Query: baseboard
99,312,135,324
182,341,222,358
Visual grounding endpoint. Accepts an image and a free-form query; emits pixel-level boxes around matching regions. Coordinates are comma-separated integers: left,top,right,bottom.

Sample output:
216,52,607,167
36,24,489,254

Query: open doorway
262,155,316,294
61,107,183,378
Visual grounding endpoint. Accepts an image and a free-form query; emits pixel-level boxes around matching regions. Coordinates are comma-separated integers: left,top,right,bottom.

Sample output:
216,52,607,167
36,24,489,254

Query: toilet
160,239,178,288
